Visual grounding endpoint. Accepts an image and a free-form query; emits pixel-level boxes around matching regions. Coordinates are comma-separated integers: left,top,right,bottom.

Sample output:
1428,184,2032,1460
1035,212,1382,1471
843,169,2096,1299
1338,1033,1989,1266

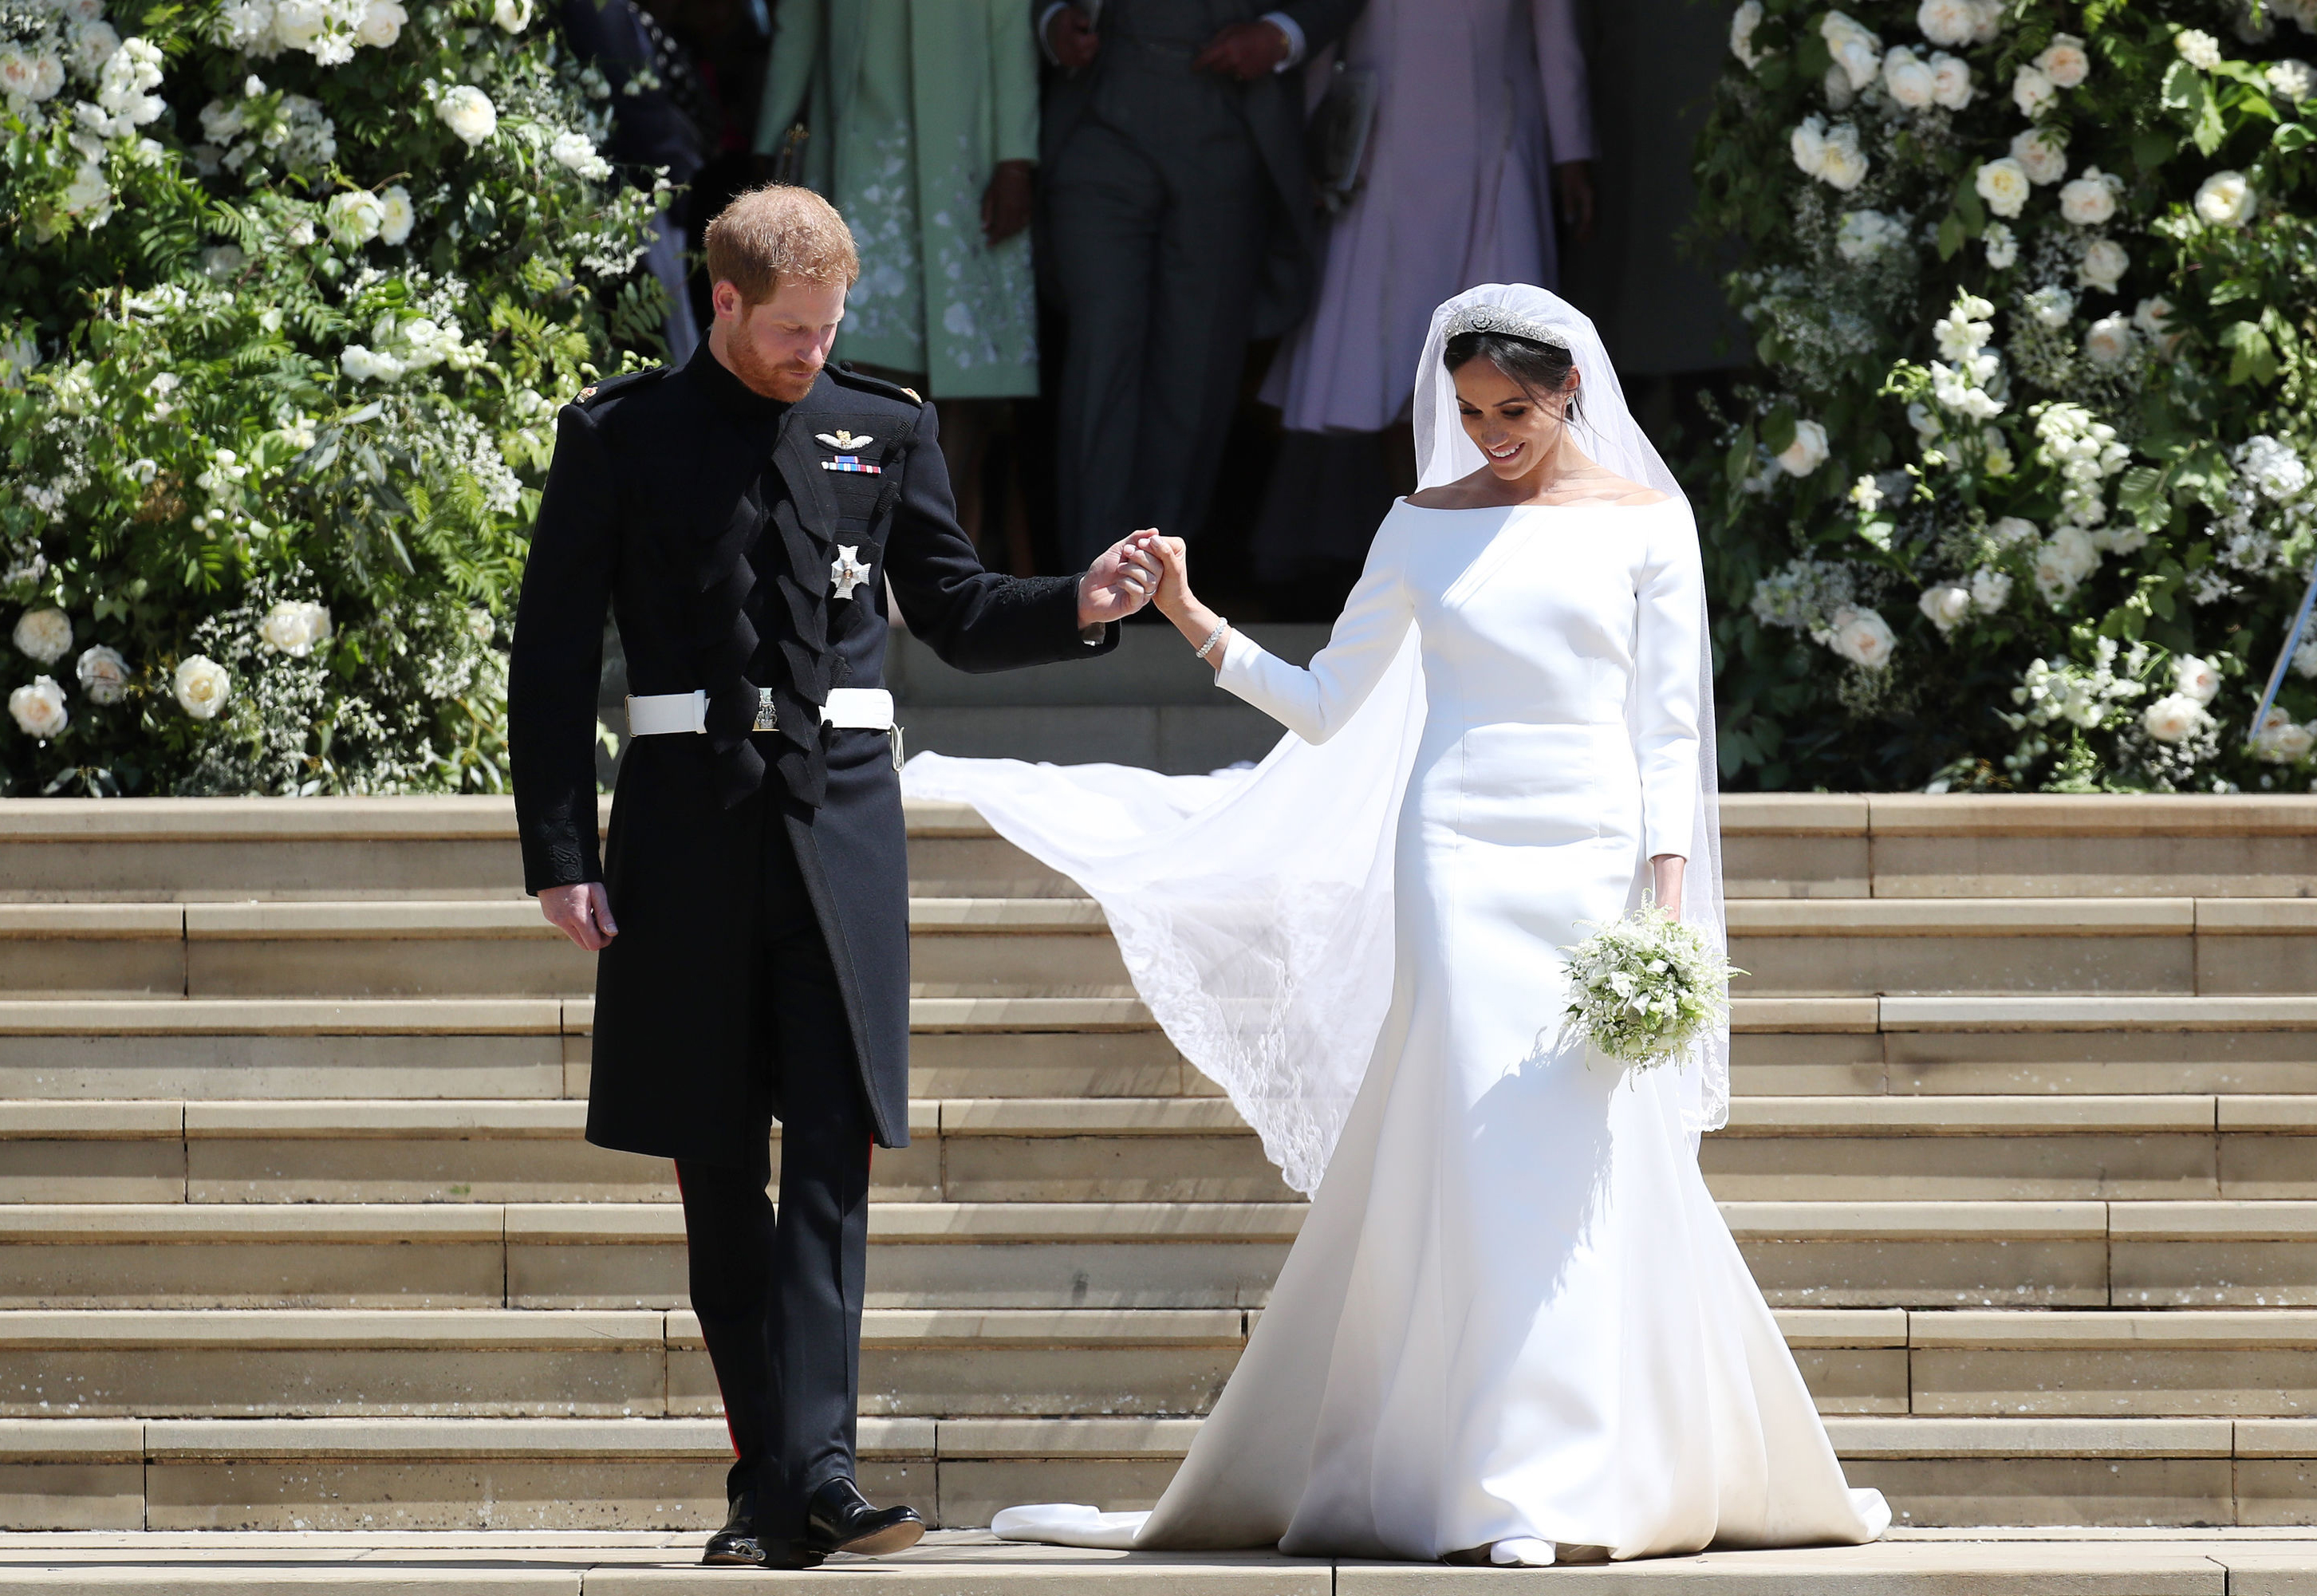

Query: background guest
1037,0,1364,573
758,0,1043,569
1250,0,1594,608
561,0,719,362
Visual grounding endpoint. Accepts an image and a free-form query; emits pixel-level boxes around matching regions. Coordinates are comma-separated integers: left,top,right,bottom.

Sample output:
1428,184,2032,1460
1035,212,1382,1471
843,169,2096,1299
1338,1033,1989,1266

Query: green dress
757,0,1041,400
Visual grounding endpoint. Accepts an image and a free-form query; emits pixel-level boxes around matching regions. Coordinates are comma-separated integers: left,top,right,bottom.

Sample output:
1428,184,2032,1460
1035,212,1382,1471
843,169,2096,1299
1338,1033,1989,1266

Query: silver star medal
830,545,871,601
815,430,873,451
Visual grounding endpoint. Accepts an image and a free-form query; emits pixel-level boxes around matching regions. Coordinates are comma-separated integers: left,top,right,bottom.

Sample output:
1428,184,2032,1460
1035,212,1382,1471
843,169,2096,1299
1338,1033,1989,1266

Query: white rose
1790,117,1827,178
1969,566,2014,612
1975,156,2031,219
549,129,611,180
0,49,37,100
1816,124,1870,191
2013,63,2057,115
2079,238,2129,293
270,0,327,49
286,219,317,247
492,0,532,30
1729,0,1764,68
2011,128,2068,185
356,0,404,46
2134,294,2177,347
2270,60,2316,104
2195,170,2256,227
67,20,120,76
1990,515,2040,548
324,188,385,246
2176,29,2224,70
2083,313,2138,367
258,599,333,657
1982,221,2018,269
8,676,67,740
12,607,73,664
173,655,230,719
2026,286,2075,329
2171,655,2221,704
1918,583,1972,633
1835,209,1900,262
2141,692,2208,744
435,85,498,146
1966,0,2003,43
2059,167,2119,227
1882,45,1937,109
2252,708,2315,763
1929,50,1973,108
1776,419,1830,477
1916,0,1976,46
1822,11,1883,92
377,183,414,246
2036,33,2091,88
74,643,128,704
1823,62,1858,110
1828,606,1897,669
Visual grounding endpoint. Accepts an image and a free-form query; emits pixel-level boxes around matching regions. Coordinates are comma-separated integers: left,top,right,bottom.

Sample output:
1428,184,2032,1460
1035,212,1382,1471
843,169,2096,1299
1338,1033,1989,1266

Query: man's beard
727,333,818,403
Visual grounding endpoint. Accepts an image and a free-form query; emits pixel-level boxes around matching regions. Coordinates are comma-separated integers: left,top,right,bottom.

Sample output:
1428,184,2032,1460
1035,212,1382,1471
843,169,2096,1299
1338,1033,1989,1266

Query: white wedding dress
907,286,1889,1564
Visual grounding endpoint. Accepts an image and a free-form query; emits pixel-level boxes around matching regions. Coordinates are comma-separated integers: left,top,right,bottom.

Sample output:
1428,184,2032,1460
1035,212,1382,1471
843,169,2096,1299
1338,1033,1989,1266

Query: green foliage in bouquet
0,0,666,794
1559,903,1739,1070
1695,0,2317,792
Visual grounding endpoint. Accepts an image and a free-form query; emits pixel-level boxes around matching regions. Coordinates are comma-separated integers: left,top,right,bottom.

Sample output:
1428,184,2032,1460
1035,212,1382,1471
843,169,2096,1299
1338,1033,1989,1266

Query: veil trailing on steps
902,284,1730,1194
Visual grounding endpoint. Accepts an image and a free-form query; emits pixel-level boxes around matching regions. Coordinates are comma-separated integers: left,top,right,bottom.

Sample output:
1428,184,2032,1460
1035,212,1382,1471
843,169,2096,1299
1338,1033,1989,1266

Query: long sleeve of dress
1533,0,1597,165
1633,502,1704,861
1213,524,1413,745
989,0,1039,167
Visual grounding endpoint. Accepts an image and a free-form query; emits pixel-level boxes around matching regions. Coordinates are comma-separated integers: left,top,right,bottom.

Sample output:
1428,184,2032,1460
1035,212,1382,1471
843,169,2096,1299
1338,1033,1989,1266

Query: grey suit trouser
1045,94,1271,568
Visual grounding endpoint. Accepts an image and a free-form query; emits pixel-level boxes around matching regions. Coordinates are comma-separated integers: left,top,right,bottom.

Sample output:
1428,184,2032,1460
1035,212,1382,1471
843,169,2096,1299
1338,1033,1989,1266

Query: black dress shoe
702,1493,825,1570
802,1476,926,1558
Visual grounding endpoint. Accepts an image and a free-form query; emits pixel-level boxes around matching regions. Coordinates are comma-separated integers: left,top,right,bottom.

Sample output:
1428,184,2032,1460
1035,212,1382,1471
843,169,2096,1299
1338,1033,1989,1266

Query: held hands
1077,531,1164,629
540,881,619,951
1129,532,1229,660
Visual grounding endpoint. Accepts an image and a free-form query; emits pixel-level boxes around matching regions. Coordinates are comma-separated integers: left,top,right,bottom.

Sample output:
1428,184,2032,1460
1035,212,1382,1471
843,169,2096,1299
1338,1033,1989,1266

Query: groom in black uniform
509,185,1157,1569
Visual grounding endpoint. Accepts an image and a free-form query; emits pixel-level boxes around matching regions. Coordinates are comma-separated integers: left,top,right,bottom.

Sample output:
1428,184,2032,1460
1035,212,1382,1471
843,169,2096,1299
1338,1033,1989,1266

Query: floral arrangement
1696,0,2317,792
0,0,665,794
1559,903,1739,1070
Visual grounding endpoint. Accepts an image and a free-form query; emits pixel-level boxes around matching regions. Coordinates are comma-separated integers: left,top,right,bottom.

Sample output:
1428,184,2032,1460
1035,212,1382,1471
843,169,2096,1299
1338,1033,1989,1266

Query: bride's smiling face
1453,358,1580,480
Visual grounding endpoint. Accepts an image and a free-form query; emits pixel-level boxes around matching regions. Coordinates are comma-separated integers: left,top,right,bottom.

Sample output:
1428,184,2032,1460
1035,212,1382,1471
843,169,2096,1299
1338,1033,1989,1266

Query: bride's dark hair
1444,329,1585,431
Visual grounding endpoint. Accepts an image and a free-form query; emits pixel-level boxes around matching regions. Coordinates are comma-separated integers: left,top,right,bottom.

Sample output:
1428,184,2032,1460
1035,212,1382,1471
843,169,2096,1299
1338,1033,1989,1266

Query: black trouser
674,806,873,1535
1045,81,1271,568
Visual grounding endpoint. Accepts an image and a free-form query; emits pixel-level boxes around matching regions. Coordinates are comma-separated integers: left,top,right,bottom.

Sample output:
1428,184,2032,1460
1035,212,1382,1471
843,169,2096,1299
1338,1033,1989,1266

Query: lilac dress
1260,0,1595,434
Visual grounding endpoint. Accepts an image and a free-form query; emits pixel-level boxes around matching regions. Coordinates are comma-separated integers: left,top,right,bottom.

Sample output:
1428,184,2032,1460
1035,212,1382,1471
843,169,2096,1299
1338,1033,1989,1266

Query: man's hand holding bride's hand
1077,532,1165,629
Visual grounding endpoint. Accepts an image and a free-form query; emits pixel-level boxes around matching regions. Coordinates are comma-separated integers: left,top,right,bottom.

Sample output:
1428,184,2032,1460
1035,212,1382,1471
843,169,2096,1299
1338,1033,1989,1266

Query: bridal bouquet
1560,902,1739,1070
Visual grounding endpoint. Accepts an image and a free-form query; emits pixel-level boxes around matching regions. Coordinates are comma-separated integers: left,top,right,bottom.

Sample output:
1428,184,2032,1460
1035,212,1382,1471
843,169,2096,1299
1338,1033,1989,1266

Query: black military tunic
509,342,1117,1163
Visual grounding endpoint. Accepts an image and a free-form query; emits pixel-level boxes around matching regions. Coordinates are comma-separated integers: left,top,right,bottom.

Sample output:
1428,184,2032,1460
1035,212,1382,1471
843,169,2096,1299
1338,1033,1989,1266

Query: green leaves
2161,59,2229,155
2220,317,2280,385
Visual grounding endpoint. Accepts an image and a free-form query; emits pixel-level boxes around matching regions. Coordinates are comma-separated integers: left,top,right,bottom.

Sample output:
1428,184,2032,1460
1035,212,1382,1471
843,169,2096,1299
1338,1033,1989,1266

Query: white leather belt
625,686,896,735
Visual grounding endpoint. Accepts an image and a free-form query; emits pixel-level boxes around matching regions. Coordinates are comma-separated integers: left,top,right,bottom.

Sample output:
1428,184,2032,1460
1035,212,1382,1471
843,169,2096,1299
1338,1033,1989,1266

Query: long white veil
903,284,1730,1192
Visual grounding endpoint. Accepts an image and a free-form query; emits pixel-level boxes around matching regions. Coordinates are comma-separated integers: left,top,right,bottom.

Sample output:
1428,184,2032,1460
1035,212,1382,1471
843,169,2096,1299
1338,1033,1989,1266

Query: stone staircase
0,794,2313,1542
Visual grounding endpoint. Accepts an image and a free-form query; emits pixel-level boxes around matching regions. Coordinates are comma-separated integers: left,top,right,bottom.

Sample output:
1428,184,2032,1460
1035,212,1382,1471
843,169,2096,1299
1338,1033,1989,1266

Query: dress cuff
1261,10,1306,69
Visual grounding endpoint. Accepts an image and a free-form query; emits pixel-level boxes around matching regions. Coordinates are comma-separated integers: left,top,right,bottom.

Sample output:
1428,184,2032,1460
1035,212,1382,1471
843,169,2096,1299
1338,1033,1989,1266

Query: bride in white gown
903,286,1889,1566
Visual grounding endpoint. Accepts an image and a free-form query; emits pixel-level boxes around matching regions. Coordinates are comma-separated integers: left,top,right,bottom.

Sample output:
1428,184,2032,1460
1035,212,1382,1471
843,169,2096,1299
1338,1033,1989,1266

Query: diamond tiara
1440,305,1573,350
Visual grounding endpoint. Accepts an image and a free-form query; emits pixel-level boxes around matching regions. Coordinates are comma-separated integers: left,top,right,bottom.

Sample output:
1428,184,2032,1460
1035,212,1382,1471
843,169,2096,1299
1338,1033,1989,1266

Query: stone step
0,899,1140,1002
0,1532,2293,1595
0,1413,2309,1531
8,994,2317,1103
14,895,2317,1002
1,1306,2311,1423
10,1095,2315,1206
0,1200,2307,1311
3,794,2311,904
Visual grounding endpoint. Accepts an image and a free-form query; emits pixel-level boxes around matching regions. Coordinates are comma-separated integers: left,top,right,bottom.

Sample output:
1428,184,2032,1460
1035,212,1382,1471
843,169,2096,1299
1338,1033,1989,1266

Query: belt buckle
752,688,778,733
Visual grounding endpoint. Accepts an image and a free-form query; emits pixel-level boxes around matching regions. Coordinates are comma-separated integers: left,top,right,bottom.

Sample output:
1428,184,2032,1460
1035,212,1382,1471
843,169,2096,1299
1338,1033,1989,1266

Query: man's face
712,275,845,403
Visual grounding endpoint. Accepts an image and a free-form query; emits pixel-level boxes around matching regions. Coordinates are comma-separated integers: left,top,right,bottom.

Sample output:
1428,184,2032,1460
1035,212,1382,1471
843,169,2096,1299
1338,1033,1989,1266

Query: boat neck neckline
1393,495,1678,513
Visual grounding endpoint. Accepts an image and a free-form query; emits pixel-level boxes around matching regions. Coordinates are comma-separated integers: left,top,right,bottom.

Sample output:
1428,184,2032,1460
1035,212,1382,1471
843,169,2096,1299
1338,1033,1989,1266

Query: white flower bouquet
1559,901,1740,1070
